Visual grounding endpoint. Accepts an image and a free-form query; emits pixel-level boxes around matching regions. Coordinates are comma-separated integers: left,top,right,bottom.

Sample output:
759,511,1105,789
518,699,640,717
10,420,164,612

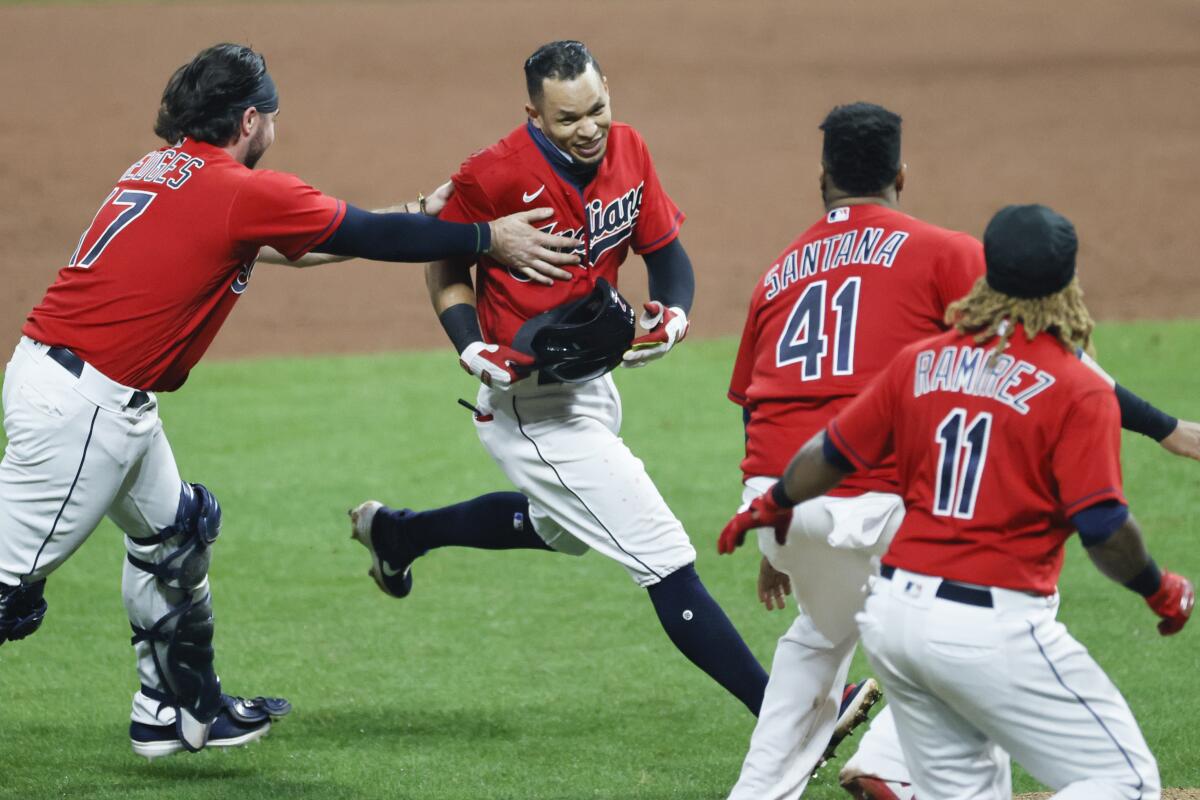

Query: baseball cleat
840,775,916,800
349,501,415,598
812,678,882,775
130,694,278,760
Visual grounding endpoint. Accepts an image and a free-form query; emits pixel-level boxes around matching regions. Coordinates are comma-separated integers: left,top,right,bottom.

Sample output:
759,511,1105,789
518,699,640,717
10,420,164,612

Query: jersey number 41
775,277,861,380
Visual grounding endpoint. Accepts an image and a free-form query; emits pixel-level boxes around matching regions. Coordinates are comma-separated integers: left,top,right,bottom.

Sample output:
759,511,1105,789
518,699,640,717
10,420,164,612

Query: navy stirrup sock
395,492,552,555
646,564,768,715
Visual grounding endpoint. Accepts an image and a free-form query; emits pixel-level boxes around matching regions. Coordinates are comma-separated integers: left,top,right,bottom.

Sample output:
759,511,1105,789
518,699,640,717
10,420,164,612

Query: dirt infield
1,0,1198,360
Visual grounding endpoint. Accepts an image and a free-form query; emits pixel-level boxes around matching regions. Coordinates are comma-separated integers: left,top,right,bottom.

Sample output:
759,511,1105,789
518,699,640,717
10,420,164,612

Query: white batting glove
621,303,689,368
459,341,535,390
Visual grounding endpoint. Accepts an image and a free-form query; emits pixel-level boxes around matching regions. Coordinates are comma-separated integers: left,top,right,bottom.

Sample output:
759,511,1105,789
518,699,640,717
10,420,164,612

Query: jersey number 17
68,189,157,269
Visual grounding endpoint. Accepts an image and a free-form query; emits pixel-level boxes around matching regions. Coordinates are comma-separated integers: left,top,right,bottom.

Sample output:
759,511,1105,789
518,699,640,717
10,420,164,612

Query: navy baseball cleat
130,693,290,760
812,678,882,775
349,501,420,598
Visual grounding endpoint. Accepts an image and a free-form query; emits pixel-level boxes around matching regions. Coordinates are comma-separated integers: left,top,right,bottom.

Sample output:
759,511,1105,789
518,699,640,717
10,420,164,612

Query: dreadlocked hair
945,276,1096,366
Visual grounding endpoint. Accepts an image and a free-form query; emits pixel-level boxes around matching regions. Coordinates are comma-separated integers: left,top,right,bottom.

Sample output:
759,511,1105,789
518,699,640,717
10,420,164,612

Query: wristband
1123,559,1163,598
771,481,797,510
438,304,484,355
473,222,492,255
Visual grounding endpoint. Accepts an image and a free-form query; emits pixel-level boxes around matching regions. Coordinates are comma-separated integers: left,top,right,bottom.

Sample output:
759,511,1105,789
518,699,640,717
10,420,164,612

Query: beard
243,127,269,169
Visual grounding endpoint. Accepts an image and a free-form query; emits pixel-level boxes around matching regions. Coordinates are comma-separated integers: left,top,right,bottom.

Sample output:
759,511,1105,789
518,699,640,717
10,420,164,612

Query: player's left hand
1146,570,1195,635
621,302,688,368
1160,419,1200,462
717,486,793,554
758,557,791,611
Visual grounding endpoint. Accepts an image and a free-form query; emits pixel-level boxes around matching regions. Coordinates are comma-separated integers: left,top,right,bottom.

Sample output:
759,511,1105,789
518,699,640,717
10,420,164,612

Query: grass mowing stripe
1,322,1196,799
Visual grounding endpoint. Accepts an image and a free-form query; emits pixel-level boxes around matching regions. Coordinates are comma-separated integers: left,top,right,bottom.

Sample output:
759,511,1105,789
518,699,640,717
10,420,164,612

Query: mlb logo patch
827,207,851,224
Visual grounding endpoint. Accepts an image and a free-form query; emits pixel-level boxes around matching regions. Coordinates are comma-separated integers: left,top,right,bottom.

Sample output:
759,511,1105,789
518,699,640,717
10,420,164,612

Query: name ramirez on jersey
912,344,1056,415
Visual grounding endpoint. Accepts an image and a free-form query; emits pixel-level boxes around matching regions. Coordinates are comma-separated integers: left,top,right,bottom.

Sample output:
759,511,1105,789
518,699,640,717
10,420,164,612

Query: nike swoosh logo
380,560,408,578
522,185,546,203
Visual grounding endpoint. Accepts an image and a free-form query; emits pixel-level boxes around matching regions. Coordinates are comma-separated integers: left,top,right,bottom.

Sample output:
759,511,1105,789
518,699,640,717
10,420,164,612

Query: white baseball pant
857,566,1159,800
0,336,208,725
472,373,696,587
727,477,904,800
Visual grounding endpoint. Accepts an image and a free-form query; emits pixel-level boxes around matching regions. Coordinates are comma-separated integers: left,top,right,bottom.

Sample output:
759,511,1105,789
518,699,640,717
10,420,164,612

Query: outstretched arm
1077,351,1194,457
259,185,454,267
259,188,580,281
1080,507,1194,636
717,431,851,554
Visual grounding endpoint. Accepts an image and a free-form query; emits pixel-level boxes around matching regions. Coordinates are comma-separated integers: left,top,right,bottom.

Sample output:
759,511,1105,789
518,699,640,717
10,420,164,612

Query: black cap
983,204,1078,299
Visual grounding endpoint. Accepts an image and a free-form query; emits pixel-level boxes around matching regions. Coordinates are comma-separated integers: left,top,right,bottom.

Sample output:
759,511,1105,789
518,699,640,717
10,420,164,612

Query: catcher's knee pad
0,579,48,646
130,591,222,751
127,482,222,590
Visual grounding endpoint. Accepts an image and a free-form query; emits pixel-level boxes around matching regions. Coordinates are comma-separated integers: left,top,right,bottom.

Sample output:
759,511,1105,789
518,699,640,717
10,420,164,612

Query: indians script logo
507,182,644,282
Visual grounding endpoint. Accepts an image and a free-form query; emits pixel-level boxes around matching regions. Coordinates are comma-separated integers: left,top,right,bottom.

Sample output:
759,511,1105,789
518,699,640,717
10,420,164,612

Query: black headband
235,70,278,113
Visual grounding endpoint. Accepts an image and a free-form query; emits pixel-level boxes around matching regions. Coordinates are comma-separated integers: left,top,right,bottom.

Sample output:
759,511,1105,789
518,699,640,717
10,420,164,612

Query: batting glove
717,485,793,555
459,342,534,390
621,303,688,368
1146,571,1195,636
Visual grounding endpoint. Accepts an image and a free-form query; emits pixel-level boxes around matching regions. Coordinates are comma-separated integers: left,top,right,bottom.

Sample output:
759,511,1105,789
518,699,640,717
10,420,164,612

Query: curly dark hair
524,40,603,104
819,102,903,196
154,43,269,145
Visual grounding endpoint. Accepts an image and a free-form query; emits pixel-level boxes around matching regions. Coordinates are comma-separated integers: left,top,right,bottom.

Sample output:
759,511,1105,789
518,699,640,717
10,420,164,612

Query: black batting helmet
512,278,636,384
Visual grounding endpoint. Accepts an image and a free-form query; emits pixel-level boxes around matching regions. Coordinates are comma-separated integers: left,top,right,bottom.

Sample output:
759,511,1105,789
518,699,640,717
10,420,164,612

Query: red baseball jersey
438,121,684,346
729,204,983,493
828,327,1125,594
24,138,345,391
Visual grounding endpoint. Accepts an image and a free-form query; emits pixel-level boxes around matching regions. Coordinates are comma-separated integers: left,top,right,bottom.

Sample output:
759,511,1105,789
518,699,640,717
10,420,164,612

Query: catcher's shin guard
0,578,48,645
127,481,225,751
126,483,221,590
130,593,223,752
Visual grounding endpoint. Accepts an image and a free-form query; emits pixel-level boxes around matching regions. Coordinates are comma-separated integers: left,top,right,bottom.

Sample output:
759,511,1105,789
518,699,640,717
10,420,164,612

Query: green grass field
2,323,1198,800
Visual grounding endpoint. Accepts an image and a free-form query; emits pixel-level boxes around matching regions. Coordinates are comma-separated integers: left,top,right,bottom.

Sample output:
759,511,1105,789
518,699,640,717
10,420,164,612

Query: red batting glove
459,342,535,390
1146,571,1195,636
717,485,793,555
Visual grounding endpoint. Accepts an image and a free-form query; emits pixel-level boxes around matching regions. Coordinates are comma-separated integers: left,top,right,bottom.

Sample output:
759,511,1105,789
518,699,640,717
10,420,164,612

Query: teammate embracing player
721,202,1194,799
0,42,580,758
719,103,1200,799
349,40,770,718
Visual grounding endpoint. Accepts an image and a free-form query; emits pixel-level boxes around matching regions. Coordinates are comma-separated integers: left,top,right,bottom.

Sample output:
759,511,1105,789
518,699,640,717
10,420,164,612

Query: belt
46,346,150,408
879,564,993,608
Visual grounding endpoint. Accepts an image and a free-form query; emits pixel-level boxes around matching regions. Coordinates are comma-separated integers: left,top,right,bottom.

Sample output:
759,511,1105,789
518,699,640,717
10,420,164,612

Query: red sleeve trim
633,210,684,255
827,420,877,472
1063,486,1124,517
286,199,347,261
728,388,749,406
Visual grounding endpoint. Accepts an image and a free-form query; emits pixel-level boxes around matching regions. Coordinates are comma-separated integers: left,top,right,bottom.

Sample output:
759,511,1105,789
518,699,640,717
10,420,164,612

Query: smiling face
526,63,612,165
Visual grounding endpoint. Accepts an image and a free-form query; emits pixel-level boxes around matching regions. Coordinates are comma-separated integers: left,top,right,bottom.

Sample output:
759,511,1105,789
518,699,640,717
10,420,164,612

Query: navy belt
879,564,993,608
46,346,150,408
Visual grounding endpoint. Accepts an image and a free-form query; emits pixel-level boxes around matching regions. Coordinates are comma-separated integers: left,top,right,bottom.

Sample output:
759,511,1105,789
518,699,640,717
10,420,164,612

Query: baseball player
349,40,770,717
0,42,581,758
721,103,1200,800
720,203,1194,799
